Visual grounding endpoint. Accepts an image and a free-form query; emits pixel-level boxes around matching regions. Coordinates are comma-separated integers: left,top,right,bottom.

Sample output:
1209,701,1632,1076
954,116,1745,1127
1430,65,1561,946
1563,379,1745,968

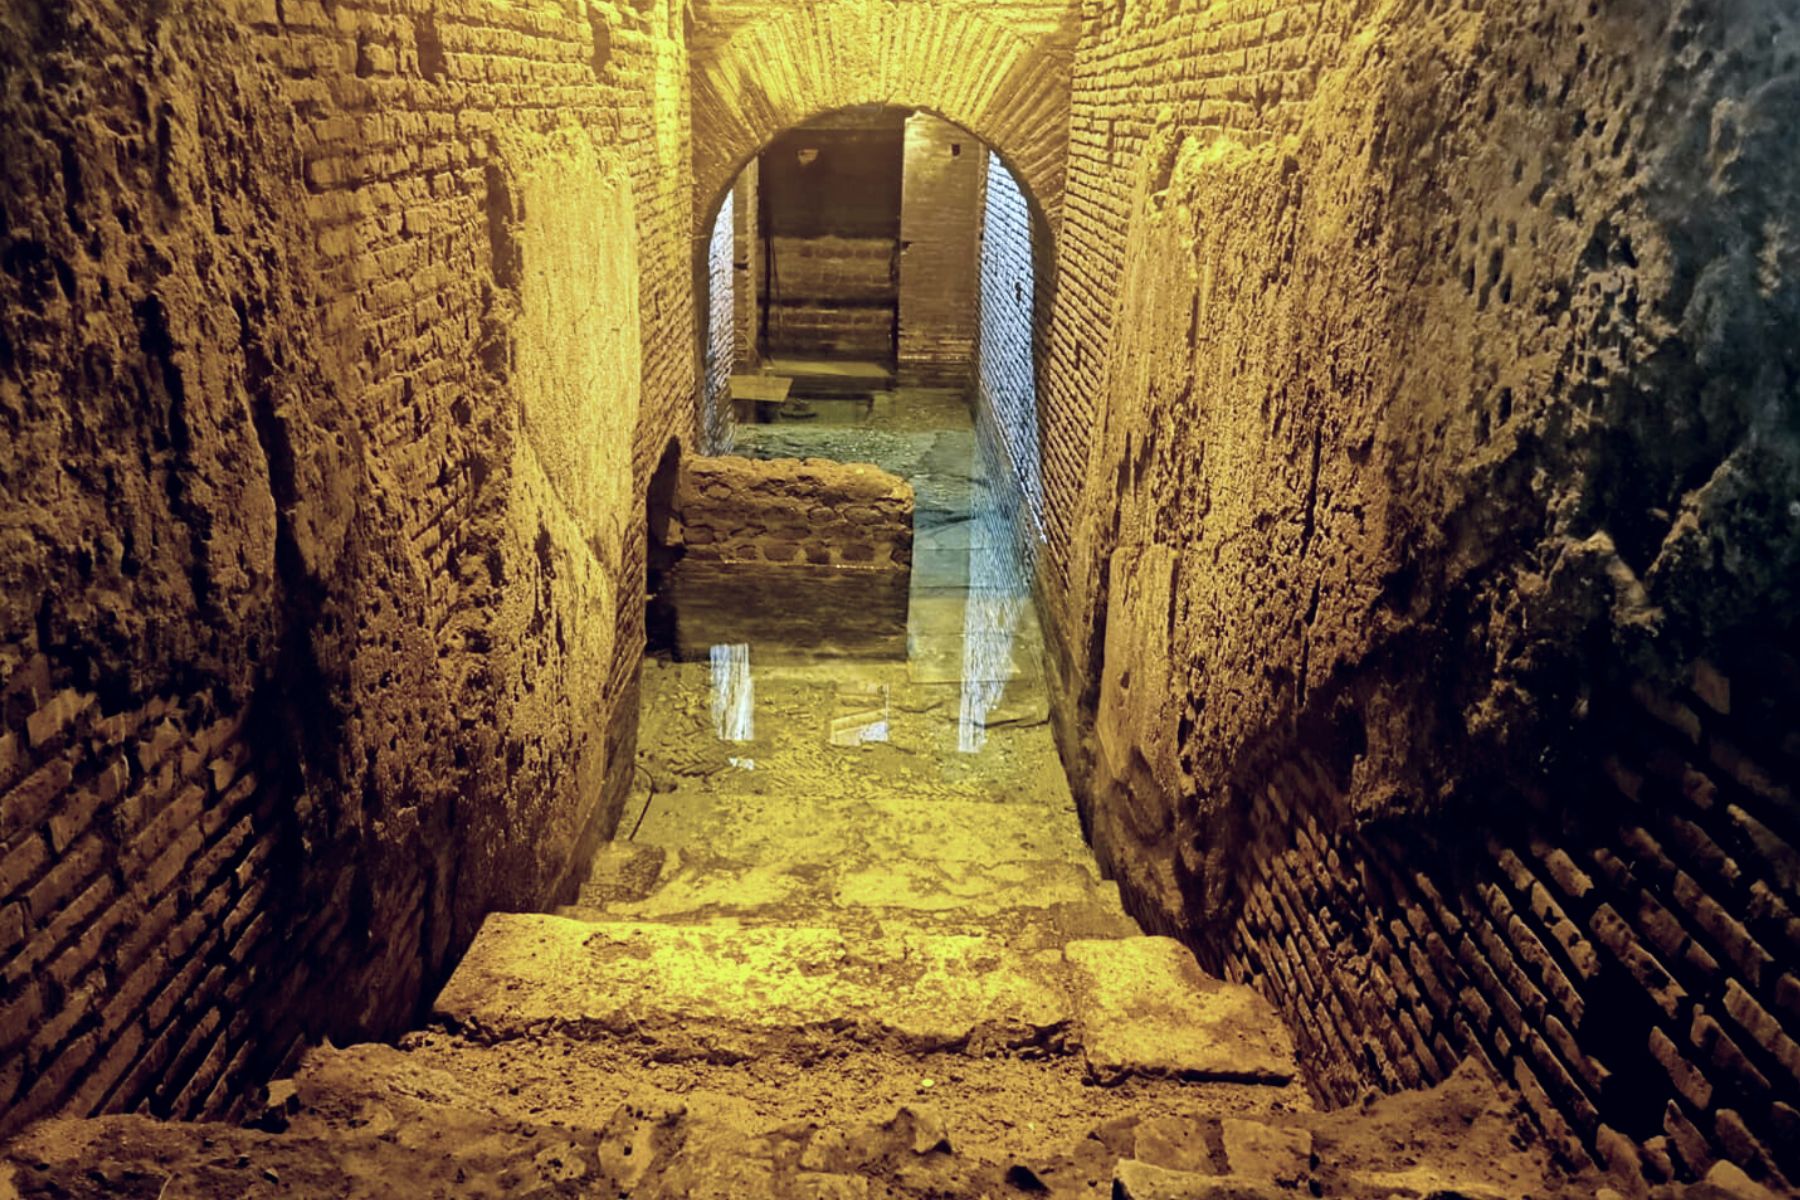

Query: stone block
1217,1119,1310,1186
1130,1115,1214,1174
1112,1160,1288,1200
1064,938,1297,1084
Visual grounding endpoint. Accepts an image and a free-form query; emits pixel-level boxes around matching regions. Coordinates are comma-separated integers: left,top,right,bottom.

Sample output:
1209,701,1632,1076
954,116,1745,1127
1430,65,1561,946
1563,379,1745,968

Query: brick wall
898,114,983,385
0,0,694,1133
1210,640,1800,1186
688,0,1075,243
1035,0,1330,628
655,455,916,662
1043,0,1800,1191
673,456,914,571
731,161,762,376
764,237,897,359
703,191,736,450
975,154,1046,551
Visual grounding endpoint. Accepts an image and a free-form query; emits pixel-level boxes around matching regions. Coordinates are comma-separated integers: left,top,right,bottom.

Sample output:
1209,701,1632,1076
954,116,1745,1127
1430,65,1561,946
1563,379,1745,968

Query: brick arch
691,2,1072,241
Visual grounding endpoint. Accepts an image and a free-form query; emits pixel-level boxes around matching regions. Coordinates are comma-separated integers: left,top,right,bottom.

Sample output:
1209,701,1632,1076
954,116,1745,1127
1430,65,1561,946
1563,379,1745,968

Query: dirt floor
2,1037,1610,1199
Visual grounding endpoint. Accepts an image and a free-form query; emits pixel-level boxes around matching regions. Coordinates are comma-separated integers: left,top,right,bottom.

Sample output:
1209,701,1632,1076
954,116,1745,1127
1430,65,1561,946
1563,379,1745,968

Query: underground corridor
2,2,1799,1198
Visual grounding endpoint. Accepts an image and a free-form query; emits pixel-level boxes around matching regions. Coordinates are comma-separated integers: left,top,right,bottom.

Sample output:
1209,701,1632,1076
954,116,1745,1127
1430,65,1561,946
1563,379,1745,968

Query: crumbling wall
1039,0,1800,1187
0,0,693,1134
655,455,914,662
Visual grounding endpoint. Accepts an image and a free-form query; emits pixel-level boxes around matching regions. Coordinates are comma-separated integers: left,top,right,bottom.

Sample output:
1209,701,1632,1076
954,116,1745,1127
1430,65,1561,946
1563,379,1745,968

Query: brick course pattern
672,457,914,572
975,154,1046,552
764,236,897,358
1213,649,1800,1187
704,191,737,449
731,160,762,377
687,0,1076,241
4,0,1798,1183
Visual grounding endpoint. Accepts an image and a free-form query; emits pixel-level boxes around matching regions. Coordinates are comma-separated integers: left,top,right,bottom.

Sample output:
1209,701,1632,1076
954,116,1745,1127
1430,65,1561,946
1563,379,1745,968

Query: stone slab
433,914,1070,1058
1131,1115,1216,1173
1218,1118,1311,1186
1064,939,1297,1085
577,848,1124,926
633,790,1095,868
729,373,793,402
1113,1160,1291,1200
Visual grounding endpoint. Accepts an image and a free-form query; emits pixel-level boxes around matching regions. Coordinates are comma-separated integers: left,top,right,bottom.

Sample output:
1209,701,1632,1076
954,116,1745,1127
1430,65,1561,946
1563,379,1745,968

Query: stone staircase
434,841,1296,1086
1,817,1630,1199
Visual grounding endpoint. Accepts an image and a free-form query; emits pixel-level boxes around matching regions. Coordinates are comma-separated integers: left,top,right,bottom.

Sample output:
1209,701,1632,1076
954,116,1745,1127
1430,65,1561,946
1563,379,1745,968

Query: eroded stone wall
1036,0,1800,1187
0,0,693,1133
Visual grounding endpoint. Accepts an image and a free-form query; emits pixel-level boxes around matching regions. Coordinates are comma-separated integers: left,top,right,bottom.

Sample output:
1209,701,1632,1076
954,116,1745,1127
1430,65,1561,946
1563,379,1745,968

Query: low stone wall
674,457,914,571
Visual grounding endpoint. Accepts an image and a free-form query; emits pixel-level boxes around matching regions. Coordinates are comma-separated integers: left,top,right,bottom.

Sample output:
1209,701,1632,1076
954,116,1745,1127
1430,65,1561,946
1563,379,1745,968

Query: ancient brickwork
673,457,913,571
687,0,1077,240
975,154,1045,551
1036,0,1331,619
0,0,693,1134
731,162,762,375
898,115,983,385
1051,0,1800,1189
704,192,737,449
1214,644,1800,1186
765,237,896,359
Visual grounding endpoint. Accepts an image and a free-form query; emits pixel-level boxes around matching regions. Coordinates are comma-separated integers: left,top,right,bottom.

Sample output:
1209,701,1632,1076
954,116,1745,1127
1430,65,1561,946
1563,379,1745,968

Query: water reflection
709,643,755,743
672,385,1049,774
956,445,1035,754
831,683,891,747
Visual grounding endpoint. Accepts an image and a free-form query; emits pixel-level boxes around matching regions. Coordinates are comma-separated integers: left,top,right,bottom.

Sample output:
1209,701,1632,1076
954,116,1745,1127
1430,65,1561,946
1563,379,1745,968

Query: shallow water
633,384,1068,826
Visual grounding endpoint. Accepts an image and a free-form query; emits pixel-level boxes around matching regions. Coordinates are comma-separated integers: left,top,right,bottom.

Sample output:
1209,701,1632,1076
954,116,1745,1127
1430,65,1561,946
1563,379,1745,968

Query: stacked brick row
764,237,897,359
1217,645,1800,1186
730,161,763,381
687,1,1073,259
673,457,914,571
975,154,1047,552
703,191,737,450
0,660,289,1132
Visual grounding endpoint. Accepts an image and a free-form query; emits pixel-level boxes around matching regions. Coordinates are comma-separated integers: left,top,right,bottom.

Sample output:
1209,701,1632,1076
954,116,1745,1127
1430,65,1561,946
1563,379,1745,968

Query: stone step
577,842,1129,923
563,844,1137,951
631,790,1094,868
431,913,1298,1086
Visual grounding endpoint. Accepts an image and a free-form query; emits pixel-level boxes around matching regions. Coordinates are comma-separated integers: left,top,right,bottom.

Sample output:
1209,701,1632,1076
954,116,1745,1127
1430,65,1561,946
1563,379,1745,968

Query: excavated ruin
1,0,1797,1197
